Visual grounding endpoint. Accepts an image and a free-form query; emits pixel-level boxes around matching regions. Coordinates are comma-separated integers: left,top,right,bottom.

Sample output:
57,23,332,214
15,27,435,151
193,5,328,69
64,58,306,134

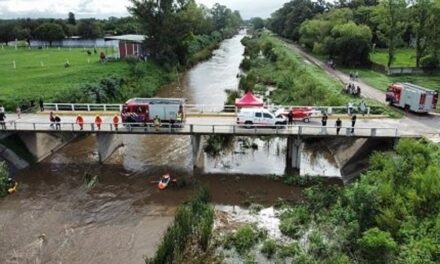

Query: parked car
236,108,287,128
275,107,318,123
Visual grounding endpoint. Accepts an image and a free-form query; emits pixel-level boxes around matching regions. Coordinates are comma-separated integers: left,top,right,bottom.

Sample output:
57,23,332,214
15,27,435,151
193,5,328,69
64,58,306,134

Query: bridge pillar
18,132,76,162
96,133,124,164
286,136,303,171
191,135,203,169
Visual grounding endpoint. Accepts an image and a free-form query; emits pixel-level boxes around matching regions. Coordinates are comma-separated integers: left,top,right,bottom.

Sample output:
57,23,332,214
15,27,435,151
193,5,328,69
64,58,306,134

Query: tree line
0,13,141,46
259,0,440,69
129,0,242,66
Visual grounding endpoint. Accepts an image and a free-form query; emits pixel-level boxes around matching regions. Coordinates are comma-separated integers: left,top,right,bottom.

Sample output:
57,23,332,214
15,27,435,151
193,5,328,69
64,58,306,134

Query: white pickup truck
236,108,287,128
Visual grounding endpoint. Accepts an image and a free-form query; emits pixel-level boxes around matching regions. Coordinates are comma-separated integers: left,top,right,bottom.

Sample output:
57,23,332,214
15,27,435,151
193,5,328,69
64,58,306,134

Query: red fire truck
121,98,186,124
385,83,438,113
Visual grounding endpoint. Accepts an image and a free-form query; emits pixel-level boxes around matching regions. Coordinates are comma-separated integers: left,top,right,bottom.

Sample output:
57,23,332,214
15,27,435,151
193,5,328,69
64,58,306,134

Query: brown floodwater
0,33,327,264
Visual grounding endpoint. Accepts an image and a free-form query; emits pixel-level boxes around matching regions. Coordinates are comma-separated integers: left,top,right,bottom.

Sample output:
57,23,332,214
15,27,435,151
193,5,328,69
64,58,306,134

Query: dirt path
284,42,386,103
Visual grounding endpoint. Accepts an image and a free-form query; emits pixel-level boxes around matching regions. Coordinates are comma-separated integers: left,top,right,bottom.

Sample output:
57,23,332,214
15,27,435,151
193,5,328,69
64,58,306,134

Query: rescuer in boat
6,177,18,194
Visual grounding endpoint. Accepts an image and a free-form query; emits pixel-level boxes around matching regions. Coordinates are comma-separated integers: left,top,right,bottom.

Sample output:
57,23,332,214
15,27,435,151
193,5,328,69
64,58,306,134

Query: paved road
282,40,440,137
0,113,438,139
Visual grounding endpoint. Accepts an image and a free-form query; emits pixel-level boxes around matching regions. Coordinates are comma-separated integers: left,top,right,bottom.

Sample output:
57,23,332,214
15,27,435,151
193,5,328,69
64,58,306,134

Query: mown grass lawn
341,68,440,92
370,48,416,67
0,46,129,107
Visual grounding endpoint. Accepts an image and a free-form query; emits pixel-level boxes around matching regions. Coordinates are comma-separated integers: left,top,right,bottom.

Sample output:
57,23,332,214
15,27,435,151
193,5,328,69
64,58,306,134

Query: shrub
357,227,398,264
420,55,439,73
230,224,265,255
261,239,277,259
0,161,9,198
279,205,310,238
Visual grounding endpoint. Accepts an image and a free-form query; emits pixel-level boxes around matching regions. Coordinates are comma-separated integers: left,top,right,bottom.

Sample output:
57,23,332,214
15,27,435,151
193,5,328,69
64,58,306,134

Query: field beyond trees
370,49,416,67
0,46,129,108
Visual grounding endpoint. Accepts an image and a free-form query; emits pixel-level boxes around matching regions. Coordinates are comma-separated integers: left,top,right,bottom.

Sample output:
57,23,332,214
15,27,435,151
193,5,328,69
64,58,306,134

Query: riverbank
236,31,398,117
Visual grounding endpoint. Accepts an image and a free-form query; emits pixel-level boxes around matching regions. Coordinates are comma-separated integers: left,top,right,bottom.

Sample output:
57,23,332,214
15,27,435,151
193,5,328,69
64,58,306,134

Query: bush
420,55,439,73
357,228,398,264
229,224,265,255
261,239,277,258
0,161,9,198
279,205,310,238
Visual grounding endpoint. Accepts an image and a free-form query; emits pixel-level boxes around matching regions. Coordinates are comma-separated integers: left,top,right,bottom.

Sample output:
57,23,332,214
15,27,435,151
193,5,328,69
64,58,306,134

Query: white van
236,108,287,127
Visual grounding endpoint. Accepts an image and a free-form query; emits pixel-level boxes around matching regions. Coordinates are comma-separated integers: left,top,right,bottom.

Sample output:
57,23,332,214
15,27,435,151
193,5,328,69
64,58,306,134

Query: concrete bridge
1,103,436,177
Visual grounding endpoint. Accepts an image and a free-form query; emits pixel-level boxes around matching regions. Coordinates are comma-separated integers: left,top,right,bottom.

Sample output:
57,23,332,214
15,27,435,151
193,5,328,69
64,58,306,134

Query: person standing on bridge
55,115,61,130
287,110,293,126
351,114,357,134
154,115,161,131
76,114,84,131
16,106,21,119
95,115,102,130
0,111,6,130
112,114,119,131
335,118,342,135
321,113,328,134
0,105,5,114
49,112,55,128
39,98,44,112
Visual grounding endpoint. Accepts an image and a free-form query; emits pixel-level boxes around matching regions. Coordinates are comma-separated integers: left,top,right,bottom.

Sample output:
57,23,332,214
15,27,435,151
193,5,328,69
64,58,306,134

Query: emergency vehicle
121,98,185,124
236,108,287,128
385,83,438,113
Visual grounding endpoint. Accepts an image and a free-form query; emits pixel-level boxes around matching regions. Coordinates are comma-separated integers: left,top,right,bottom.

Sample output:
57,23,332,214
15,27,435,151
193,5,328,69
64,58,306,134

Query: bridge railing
43,103,378,116
2,121,398,137
44,103,122,112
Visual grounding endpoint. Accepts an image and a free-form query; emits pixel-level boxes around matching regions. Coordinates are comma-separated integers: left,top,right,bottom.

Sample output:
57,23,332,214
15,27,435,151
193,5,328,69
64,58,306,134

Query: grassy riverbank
199,139,440,263
146,187,216,264
237,32,395,116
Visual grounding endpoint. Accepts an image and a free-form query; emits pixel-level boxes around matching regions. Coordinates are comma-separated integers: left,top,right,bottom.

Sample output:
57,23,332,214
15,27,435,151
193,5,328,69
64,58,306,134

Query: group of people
327,59,336,69
77,114,119,131
344,83,361,97
347,100,368,116
321,112,357,135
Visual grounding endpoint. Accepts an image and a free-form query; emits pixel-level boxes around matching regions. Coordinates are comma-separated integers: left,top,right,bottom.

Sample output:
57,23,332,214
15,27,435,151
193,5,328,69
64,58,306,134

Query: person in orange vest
76,114,84,130
112,114,119,131
94,115,102,130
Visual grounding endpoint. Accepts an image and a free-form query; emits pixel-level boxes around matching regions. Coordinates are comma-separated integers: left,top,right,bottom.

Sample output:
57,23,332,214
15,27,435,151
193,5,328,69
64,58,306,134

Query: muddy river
0,33,309,263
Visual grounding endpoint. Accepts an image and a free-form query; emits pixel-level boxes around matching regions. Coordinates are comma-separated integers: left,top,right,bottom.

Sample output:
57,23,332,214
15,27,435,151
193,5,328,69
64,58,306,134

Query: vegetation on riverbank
238,32,397,117
239,32,348,106
272,139,440,263
0,161,9,197
146,187,215,264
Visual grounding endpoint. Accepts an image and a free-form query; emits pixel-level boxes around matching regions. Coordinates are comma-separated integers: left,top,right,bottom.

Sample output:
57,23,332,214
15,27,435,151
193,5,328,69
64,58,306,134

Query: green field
0,46,129,108
370,48,416,67
342,68,440,92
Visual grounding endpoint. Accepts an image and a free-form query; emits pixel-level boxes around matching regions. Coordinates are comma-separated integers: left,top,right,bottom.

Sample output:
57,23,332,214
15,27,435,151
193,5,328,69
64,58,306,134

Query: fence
43,103,375,116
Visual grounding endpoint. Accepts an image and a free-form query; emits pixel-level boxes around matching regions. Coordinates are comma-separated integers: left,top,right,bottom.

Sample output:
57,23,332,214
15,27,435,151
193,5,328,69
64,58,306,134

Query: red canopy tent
235,91,264,108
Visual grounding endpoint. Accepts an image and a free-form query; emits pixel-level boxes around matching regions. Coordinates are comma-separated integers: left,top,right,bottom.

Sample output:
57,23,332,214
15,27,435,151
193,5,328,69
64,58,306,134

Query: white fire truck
385,83,438,113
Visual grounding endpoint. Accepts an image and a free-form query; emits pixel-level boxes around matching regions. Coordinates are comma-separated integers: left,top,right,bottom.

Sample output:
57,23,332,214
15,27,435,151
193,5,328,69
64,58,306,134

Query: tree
0,22,15,45
68,12,76,25
33,23,65,46
372,0,407,67
269,0,326,41
77,19,103,39
410,0,433,67
330,22,372,66
250,17,265,30
129,0,241,65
